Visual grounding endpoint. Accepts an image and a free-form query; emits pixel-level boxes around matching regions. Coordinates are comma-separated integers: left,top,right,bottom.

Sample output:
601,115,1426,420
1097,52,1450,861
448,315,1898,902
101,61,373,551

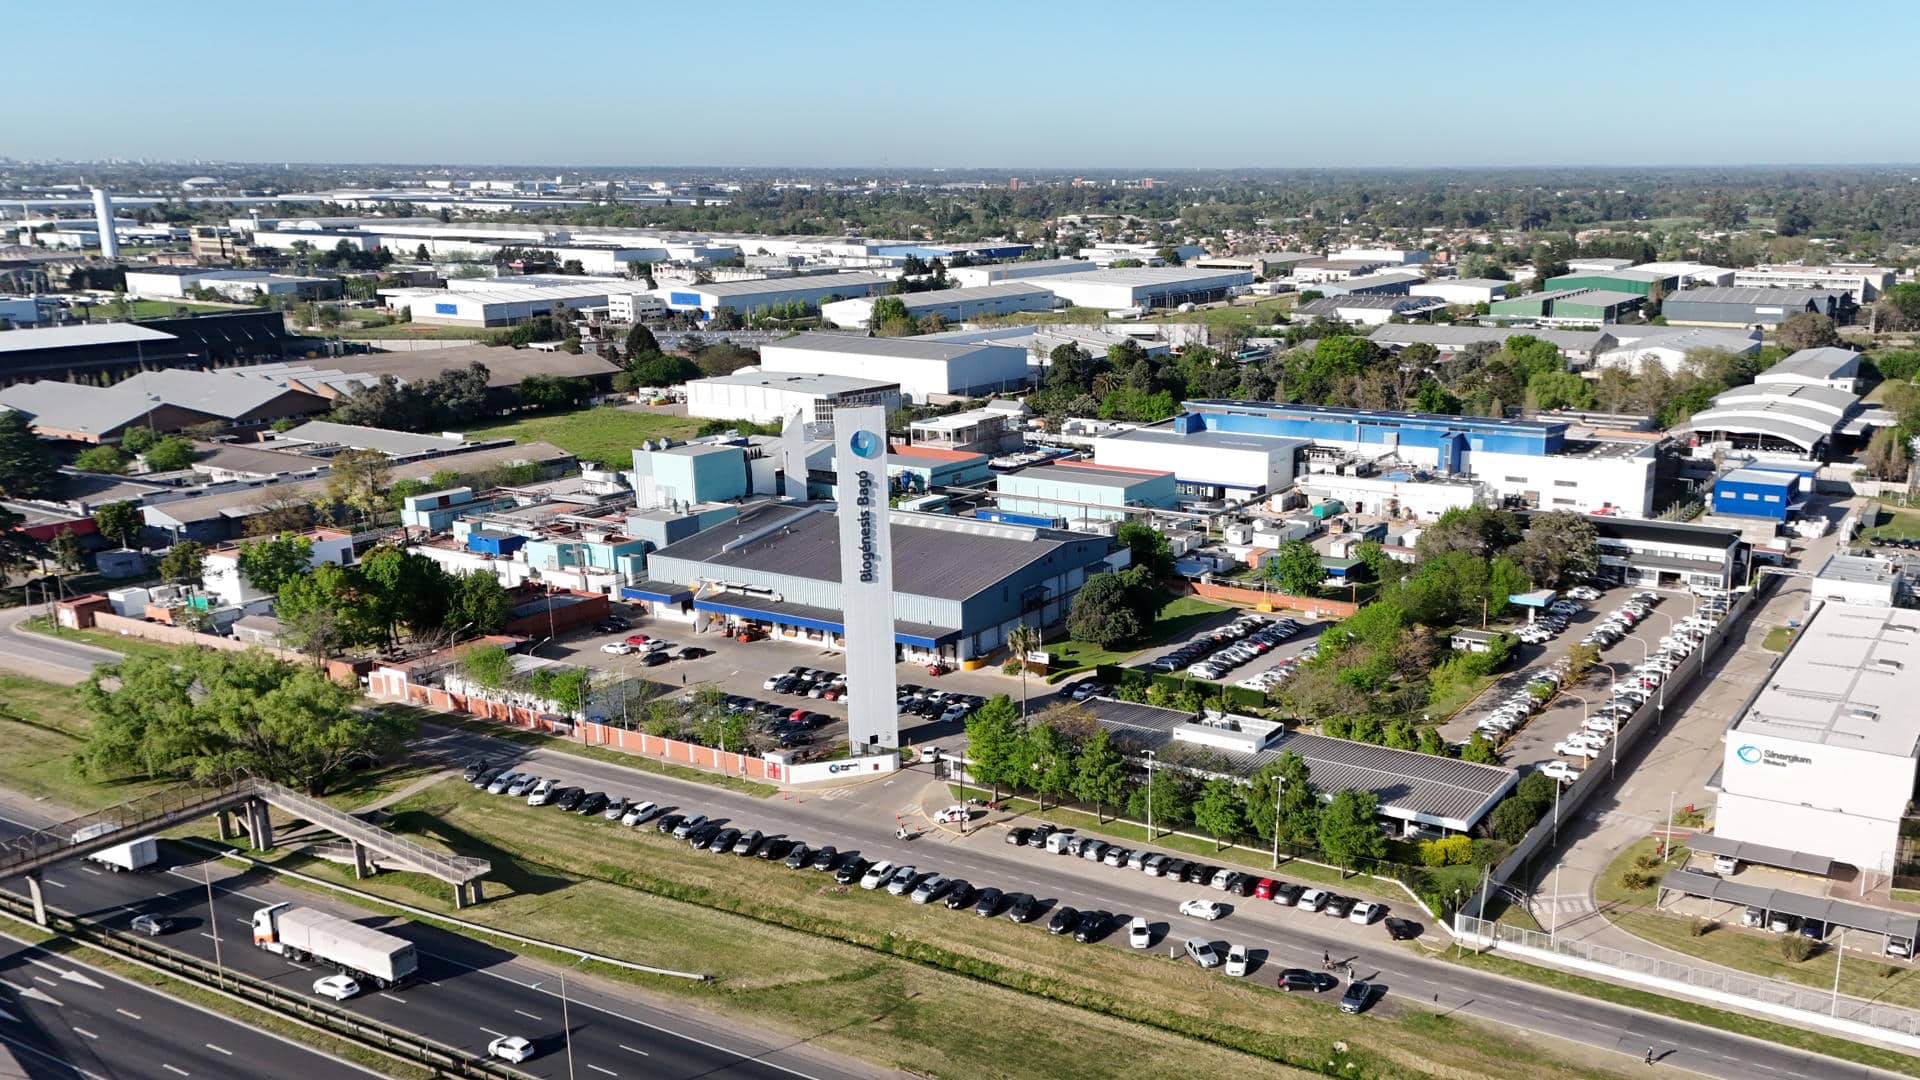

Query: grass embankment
1046,593,1229,675
1864,502,1920,541
0,675,167,808
1762,626,1796,652
459,406,704,468
22,614,187,664
209,778,1626,1080
1143,295,1296,328
1598,839,1920,1011
77,300,234,319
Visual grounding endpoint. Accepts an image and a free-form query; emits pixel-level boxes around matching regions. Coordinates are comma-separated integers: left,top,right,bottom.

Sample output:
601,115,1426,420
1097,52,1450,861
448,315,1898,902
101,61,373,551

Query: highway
418,722,1911,1080
0,814,864,1080
0,929,378,1080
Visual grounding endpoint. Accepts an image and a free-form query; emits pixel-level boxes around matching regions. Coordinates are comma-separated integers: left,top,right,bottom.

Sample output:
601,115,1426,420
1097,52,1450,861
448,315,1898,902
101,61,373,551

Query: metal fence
1459,914,1920,1038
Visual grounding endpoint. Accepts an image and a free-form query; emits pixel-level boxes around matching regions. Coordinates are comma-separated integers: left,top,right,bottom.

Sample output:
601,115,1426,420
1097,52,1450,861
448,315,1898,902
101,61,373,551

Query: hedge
1093,664,1271,711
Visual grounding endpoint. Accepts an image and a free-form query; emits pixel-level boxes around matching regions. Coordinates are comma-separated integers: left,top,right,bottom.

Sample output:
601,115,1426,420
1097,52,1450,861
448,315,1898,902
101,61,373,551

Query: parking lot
1438,583,1714,774
1125,611,1328,693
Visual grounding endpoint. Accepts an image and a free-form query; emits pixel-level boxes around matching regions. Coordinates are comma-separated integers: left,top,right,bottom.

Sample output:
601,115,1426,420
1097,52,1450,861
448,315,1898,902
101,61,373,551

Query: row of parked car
1146,615,1304,681
898,684,985,722
1236,642,1317,693
1474,657,1580,747
1576,590,1665,651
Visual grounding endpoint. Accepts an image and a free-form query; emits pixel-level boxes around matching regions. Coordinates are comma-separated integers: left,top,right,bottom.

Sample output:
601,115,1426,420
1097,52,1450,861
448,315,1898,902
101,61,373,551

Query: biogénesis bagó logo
850,427,883,583
1736,744,1812,767
848,429,881,459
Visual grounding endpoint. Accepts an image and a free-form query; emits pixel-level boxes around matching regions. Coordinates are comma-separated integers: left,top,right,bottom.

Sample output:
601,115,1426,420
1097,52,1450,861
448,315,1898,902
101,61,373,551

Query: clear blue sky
12,0,1919,168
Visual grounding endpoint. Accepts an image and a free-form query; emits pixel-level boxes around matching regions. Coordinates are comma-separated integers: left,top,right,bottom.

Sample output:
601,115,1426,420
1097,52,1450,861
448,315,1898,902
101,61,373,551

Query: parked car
601,641,637,656
834,858,868,886
1184,938,1222,969
1072,910,1109,943
1006,893,1040,923
1277,968,1338,993
1295,889,1328,912
783,843,812,869
885,865,920,896
1349,901,1383,925
622,801,660,826
811,845,840,872
547,785,584,810
1339,981,1375,1014
705,827,740,852
1323,895,1356,919
909,875,951,904
859,861,895,890
671,814,707,839
1384,917,1422,941
973,888,1004,917
1046,906,1079,935
1127,917,1152,949
943,881,975,910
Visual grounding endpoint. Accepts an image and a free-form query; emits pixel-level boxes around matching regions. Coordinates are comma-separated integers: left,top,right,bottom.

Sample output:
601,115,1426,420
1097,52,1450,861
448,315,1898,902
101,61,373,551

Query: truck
71,822,158,872
251,903,418,988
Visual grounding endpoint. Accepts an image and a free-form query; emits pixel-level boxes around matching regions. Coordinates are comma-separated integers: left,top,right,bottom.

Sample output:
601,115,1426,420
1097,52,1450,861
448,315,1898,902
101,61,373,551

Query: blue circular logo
1736,745,1762,764
849,430,881,459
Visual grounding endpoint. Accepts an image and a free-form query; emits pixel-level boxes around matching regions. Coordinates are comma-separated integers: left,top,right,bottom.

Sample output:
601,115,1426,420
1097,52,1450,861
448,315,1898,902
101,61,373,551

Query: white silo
91,187,119,259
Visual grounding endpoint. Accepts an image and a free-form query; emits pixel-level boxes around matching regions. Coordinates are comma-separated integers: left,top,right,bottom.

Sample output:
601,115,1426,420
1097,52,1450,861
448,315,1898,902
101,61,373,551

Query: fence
1178,579,1360,619
1459,914,1920,1040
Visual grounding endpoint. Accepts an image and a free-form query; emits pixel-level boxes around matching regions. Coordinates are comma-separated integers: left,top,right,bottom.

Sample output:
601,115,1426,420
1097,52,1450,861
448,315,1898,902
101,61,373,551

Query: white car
1568,586,1602,600
1225,944,1250,977
859,860,894,890
1295,888,1329,912
621,800,659,826
488,1035,536,1063
1184,937,1222,969
525,779,556,806
1179,898,1226,921
1128,916,1152,949
601,641,637,655
1540,761,1581,783
312,974,360,1001
1554,740,1601,759
1349,901,1382,925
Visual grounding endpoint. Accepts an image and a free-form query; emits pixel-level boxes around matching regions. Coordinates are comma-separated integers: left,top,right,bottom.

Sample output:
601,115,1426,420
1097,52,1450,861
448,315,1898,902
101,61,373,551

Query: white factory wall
1409,281,1505,305
684,380,901,425
757,343,1027,402
1092,437,1296,496
1715,732,1916,873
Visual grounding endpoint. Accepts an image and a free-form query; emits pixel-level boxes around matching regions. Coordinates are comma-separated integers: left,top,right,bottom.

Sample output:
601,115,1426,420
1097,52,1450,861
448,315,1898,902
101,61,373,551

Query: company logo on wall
1735,744,1813,768
1736,745,1763,764
848,430,881,459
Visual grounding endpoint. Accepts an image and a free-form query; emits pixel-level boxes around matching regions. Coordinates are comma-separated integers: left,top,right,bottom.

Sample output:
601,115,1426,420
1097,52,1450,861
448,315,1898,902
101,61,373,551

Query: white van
1713,855,1739,875
859,861,894,890
1045,831,1075,855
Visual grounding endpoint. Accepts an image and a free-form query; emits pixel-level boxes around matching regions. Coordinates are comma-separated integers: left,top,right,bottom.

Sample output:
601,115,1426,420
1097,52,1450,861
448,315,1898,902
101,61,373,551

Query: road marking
81,866,102,876
513,1008,541,1020
618,1044,650,1056
588,1066,618,1077
162,1065,189,1076
204,1043,232,1056
199,933,214,940
18,987,60,1006
479,1026,507,1039
286,961,310,971
72,1026,96,1039
0,1007,16,1023
379,992,407,1004
42,879,64,889
115,1008,141,1020
31,976,56,987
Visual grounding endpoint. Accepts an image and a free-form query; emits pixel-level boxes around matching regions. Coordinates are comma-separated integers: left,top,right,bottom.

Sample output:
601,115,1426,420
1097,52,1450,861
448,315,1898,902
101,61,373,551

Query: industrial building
1488,288,1645,324
1291,294,1446,326
0,312,296,386
918,322,1173,360
820,283,1056,328
757,333,1029,402
1288,258,1392,284
1679,381,1875,460
1316,271,1422,297
1368,324,1615,364
236,346,619,405
1660,287,1852,328
1756,347,1862,393
1591,327,1763,374
1564,257,1634,274
1189,252,1317,278
1713,601,1920,875
1710,467,1803,521
907,401,1029,455
1628,261,1735,287
995,460,1178,526
1731,265,1896,304
0,369,330,443
1544,268,1679,297
1562,514,1743,590
684,371,901,426
626,502,1116,665
1034,266,1253,311
123,266,337,302
661,273,894,318
381,282,616,326
1810,553,1903,609
628,436,786,508
945,258,1095,288
1295,469,1488,521
1408,278,1511,306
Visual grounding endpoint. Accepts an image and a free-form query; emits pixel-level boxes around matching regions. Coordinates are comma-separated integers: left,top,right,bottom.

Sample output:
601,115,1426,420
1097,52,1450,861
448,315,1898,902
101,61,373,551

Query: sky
10,0,1920,169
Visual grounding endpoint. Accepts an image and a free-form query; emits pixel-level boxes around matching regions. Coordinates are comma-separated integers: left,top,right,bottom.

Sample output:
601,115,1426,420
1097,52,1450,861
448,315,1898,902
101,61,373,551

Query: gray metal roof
0,322,176,353
1661,868,1918,939
274,420,467,456
1091,699,1516,829
645,500,1108,603
691,273,894,298
1680,834,1836,876
1666,286,1843,306
1765,346,1861,381
1367,324,1613,352
1734,602,1920,760
763,332,1004,363
690,370,900,394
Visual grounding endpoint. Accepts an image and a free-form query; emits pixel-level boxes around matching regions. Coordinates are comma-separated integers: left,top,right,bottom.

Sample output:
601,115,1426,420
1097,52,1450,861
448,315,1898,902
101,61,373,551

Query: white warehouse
757,333,1029,403
380,282,615,326
1036,266,1253,311
820,283,1057,328
661,273,893,318
684,371,902,425
946,258,1095,288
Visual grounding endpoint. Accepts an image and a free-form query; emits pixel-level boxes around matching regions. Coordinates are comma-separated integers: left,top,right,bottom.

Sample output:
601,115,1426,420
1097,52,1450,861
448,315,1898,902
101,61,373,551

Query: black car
462,760,491,783
973,887,1004,917
686,823,721,848
771,675,798,694
1072,910,1109,943
783,843,812,869
776,731,811,749
1026,825,1055,849
655,813,685,835
1221,872,1248,894
1276,968,1339,993
1162,859,1191,881
679,646,711,661
943,881,975,909
471,767,502,790
810,845,839,872
1384,918,1422,941
1006,893,1039,923
709,827,742,853
757,837,792,861
642,651,670,667
1006,827,1033,846
732,830,765,856
1047,906,1079,935
573,792,607,816
551,787,586,811
1323,895,1356,918
1272,882,1306,906
834,858,868,886
1182,863,1213,885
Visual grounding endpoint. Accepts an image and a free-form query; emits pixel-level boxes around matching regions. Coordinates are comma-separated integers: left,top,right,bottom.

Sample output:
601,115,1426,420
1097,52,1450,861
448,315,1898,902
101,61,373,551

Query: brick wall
1180,580,1359,619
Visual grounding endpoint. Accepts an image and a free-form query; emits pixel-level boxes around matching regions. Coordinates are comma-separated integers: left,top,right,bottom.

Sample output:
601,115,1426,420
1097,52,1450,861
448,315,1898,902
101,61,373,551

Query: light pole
202,860,224,988
1832,927,1847,1018
1144,750,1156,841
533,954,587,1080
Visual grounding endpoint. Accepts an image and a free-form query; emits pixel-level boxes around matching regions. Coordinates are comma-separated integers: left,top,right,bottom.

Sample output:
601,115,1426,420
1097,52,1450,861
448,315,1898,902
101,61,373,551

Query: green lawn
75,300,234,320
21,615,189,665
1762,626,1796,652
459,406,704,467
1864,502,1920,540
1142,296,1296,328
1047,593,1228,675
190,777,1621,1080
0,675,169,809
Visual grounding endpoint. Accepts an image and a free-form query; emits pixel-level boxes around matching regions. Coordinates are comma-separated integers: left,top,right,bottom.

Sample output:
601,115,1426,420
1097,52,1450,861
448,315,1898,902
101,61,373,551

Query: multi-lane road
0,811,866,1080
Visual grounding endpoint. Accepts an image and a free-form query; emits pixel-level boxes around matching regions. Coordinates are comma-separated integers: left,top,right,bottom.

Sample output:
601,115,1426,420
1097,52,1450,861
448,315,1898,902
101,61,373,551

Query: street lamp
1271,773,1284,869
1144,750,1156,841
533,954,588,1080
202,860,224,988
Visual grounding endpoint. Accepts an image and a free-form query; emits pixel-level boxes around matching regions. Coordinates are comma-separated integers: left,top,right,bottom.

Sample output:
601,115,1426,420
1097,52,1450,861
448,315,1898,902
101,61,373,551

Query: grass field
460,406,704,467
22,615,190,665
1597,839,1920,1011
76,300,235,319
203,777,1627,1080
0,675,168,808
1762,626,1796,652
1047,593,1228,673
1865,502,1920,541
1143,295,1296,328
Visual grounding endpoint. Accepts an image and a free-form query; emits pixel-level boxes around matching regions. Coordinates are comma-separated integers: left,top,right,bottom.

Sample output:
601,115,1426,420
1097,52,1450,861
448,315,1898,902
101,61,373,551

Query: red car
1253,878,1277,900
624,633,651,646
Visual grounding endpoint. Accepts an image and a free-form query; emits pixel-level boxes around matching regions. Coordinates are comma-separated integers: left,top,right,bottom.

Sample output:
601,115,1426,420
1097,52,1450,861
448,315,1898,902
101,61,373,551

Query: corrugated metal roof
0,322,176,353
1667,286,1843,306
763,332,1003,362
1662,869,1917,939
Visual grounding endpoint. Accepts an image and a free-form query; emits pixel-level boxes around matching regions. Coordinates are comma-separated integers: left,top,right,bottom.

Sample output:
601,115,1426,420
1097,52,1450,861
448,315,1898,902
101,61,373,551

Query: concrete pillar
216,809,233,841
248,800,274,852
452,883,467,910
469,879,482,904
25,874,46,927
351,842,372,880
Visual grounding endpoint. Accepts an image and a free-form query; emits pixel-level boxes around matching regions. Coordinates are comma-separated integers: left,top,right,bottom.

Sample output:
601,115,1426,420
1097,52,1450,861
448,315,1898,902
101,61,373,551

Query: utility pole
1144,750,1156,841
1271,774,1283,870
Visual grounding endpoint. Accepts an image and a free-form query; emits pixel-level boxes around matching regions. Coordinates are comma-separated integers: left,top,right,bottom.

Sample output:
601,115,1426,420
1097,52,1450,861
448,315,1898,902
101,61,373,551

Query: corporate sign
434,302,458,315
833,405,900,752
1735,744,1814,768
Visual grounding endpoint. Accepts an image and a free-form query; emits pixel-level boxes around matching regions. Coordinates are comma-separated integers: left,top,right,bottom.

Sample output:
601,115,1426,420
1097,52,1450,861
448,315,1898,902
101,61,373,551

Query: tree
1245,750,1318,847
1416,505,1521,561
0,410,55,499
1489,797,1544,843
47,528,84,573
1461,731,1499,765
1193,779,1246,850
962,695,1022,801
241,496,314,538
93,501,142,549
157,540,205,586
867,295,912,333
1316,788,1386,873
237,533,313,595
1021,721,1075,811
358,545,451,642
325,449,391,526
1527,369,1595,412
518,375,591,411
73,445,129,475
1124,767,1189,830
446,571,513,636
1775,311,1839,352
625,324,660,356
1262,540,1324,596
141,437,196,472
626,352,700,387
276,562,381,661
1510,511,1598,590
1065,571,1145,647
1070,728,1127,822
80,650,414,795
1114,519,1173,578
1860,428,1911,482
119,426,159,455
1005,623,1042,718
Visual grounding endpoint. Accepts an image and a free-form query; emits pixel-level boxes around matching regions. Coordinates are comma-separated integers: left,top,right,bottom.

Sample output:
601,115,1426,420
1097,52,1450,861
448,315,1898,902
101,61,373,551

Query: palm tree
1006,623,1042,719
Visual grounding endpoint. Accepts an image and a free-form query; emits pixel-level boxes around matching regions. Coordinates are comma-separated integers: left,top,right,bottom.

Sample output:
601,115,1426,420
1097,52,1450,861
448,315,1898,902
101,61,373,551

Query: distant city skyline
10,0,1919,169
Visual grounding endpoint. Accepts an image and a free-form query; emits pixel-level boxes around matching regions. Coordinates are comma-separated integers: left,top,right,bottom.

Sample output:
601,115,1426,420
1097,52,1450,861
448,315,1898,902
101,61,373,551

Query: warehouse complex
1034,266,1253,310
995,460,1178,525
757,332,1029,401
1660,287,1853,328
662,273,894,317
820,283,1056,328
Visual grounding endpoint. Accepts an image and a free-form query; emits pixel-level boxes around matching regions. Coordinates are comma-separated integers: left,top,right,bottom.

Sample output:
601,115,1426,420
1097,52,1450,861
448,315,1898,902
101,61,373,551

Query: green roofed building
1544,269,1679,297
1488,287,1644,325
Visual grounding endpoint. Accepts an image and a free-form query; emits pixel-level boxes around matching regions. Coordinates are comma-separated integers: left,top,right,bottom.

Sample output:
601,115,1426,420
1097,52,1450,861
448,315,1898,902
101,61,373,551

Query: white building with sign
1713,602,1920,874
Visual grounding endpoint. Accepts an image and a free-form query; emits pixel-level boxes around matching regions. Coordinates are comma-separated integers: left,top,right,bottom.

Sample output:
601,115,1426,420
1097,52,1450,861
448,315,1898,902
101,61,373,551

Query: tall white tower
91,188,118,259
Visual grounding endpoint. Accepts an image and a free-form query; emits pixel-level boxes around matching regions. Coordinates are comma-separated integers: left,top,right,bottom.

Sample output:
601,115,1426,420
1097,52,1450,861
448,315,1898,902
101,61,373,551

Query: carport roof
690,592,960,648
1661,868,1919,940
1683,834,1835,877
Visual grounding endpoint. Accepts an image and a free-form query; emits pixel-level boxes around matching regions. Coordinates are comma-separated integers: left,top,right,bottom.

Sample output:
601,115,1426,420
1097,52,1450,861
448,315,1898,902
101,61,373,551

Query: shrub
1417,835,1473,867
1633,853,1662,871
1001,657,1023,675
1779,935,1815,963
1618,870,1655,892
1689,918,1714,937
1469,838,1511,868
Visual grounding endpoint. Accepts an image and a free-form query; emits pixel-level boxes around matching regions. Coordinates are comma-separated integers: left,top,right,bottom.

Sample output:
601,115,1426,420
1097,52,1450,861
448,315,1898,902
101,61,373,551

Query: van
1713,855,1739,875
1045,831,1075,855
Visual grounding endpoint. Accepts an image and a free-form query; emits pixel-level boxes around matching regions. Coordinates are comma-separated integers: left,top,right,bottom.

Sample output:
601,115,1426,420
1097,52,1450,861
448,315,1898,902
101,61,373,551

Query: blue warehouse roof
1181,399,1566,456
